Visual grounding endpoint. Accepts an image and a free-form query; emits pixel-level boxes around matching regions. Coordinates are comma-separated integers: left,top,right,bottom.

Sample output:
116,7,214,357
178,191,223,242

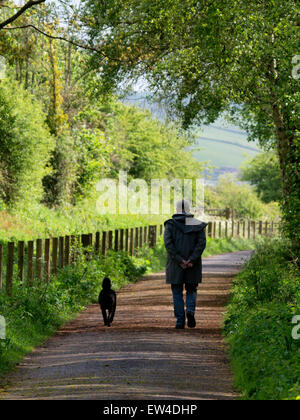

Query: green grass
0,201,165,242
224,238,300,400
191,121,261,169
203,236,256,256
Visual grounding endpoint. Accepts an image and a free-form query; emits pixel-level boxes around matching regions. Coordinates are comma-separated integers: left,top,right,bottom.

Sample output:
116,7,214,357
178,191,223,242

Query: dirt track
0,251,252,400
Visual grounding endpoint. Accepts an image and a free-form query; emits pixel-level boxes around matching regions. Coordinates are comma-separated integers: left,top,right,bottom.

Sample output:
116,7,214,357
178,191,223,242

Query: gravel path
0,251,252,400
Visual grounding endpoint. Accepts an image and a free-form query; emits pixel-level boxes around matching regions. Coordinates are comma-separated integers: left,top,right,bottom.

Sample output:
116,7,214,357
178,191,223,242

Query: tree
81,0,300,249
0,79,54,206
241,152,282,204
215,175,277,220
74,99,204,183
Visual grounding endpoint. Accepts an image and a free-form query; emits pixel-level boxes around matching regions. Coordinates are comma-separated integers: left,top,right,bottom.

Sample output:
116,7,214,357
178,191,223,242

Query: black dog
98,277,116,327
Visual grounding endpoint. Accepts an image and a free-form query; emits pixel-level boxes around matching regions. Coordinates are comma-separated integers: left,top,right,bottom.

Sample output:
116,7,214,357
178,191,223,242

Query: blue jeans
171,284,198,327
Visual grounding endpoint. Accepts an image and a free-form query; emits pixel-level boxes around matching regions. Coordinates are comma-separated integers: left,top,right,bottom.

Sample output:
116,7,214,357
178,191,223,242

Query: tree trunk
272,101,300,254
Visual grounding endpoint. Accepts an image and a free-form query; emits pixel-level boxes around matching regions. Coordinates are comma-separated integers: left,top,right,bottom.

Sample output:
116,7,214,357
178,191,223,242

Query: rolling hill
191,118,261,174
123,93,262,181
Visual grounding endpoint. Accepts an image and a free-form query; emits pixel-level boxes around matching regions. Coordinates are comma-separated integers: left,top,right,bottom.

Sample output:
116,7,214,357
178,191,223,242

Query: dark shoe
187,312,196,328
175,324,185,329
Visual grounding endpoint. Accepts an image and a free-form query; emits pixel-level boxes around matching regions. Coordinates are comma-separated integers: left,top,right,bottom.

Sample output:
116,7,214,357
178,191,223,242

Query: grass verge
224,238,300,400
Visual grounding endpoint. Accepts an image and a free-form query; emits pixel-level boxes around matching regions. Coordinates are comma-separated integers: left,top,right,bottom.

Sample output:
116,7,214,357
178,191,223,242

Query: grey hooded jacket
164,213,207,285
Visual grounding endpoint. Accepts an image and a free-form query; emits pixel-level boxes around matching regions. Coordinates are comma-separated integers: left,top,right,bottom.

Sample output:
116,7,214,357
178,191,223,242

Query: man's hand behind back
180,260,194,269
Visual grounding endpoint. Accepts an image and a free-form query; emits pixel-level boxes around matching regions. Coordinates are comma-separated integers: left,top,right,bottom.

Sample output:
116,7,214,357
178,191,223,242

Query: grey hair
176,199,191,214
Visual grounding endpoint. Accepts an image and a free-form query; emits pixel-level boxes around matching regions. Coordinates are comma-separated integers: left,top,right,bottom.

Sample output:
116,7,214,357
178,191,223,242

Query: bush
206,175,281,220
225,238,300,400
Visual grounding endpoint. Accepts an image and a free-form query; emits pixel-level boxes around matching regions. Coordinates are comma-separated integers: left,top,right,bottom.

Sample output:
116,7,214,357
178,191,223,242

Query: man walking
164,200,207,329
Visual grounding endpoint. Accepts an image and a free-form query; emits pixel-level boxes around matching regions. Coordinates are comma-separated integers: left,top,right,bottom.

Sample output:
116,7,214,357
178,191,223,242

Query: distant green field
124,95,261,171
190,121,261,169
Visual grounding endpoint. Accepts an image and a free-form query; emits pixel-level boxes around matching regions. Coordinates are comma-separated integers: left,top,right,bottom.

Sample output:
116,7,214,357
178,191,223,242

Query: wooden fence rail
0,220,280,296
0,224,162,296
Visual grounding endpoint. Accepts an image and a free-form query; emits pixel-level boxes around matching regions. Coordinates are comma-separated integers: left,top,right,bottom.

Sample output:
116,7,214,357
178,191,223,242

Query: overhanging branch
0,0,46,30
3,24,124,62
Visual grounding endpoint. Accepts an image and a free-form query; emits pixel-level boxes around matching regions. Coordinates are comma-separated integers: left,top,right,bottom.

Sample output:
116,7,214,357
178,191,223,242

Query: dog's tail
102,277,112,291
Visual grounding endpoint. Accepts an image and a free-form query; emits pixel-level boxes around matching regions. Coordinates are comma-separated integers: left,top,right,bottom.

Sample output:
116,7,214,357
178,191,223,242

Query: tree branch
0,0,46,30
2,23,124,62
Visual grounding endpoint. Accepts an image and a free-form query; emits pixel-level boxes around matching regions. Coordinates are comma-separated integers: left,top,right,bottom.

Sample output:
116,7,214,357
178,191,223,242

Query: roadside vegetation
225,238,300,400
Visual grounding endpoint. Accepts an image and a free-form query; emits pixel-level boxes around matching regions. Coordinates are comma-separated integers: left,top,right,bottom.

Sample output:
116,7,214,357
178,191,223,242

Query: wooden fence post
125,229,129,253
108,231,113,250
148,226,153,247
114,229,119,251
154,225,158,247
81,234,89,248
248,220,251,239
225,221,228,238
59,237,64,268
36,239,43,281
0,244,2,290
52,238,58,275
265,221,269,236
44,239,51,283
149,226,157,248
243,221,246,238
64,236,70,266
120,229,124,251
208,222,212,238
135,227,139,251
219,222,222,238
259,221,263,235
81,234,92,259
237,221,240,237
225,207,231,220
139,227,143,248
95,232,100,254
144,226,148,244
18,241,25,284
212,222,216,238
70,235,77,263
253,221,256,239
102,231,107,257
6,242,14,296
232,220,235,238
130,228,134,256
27,240,34,286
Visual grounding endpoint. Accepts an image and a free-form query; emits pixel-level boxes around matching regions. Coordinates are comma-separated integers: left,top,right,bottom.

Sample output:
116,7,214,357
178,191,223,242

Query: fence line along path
0,250,252,400
0,219,279,296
